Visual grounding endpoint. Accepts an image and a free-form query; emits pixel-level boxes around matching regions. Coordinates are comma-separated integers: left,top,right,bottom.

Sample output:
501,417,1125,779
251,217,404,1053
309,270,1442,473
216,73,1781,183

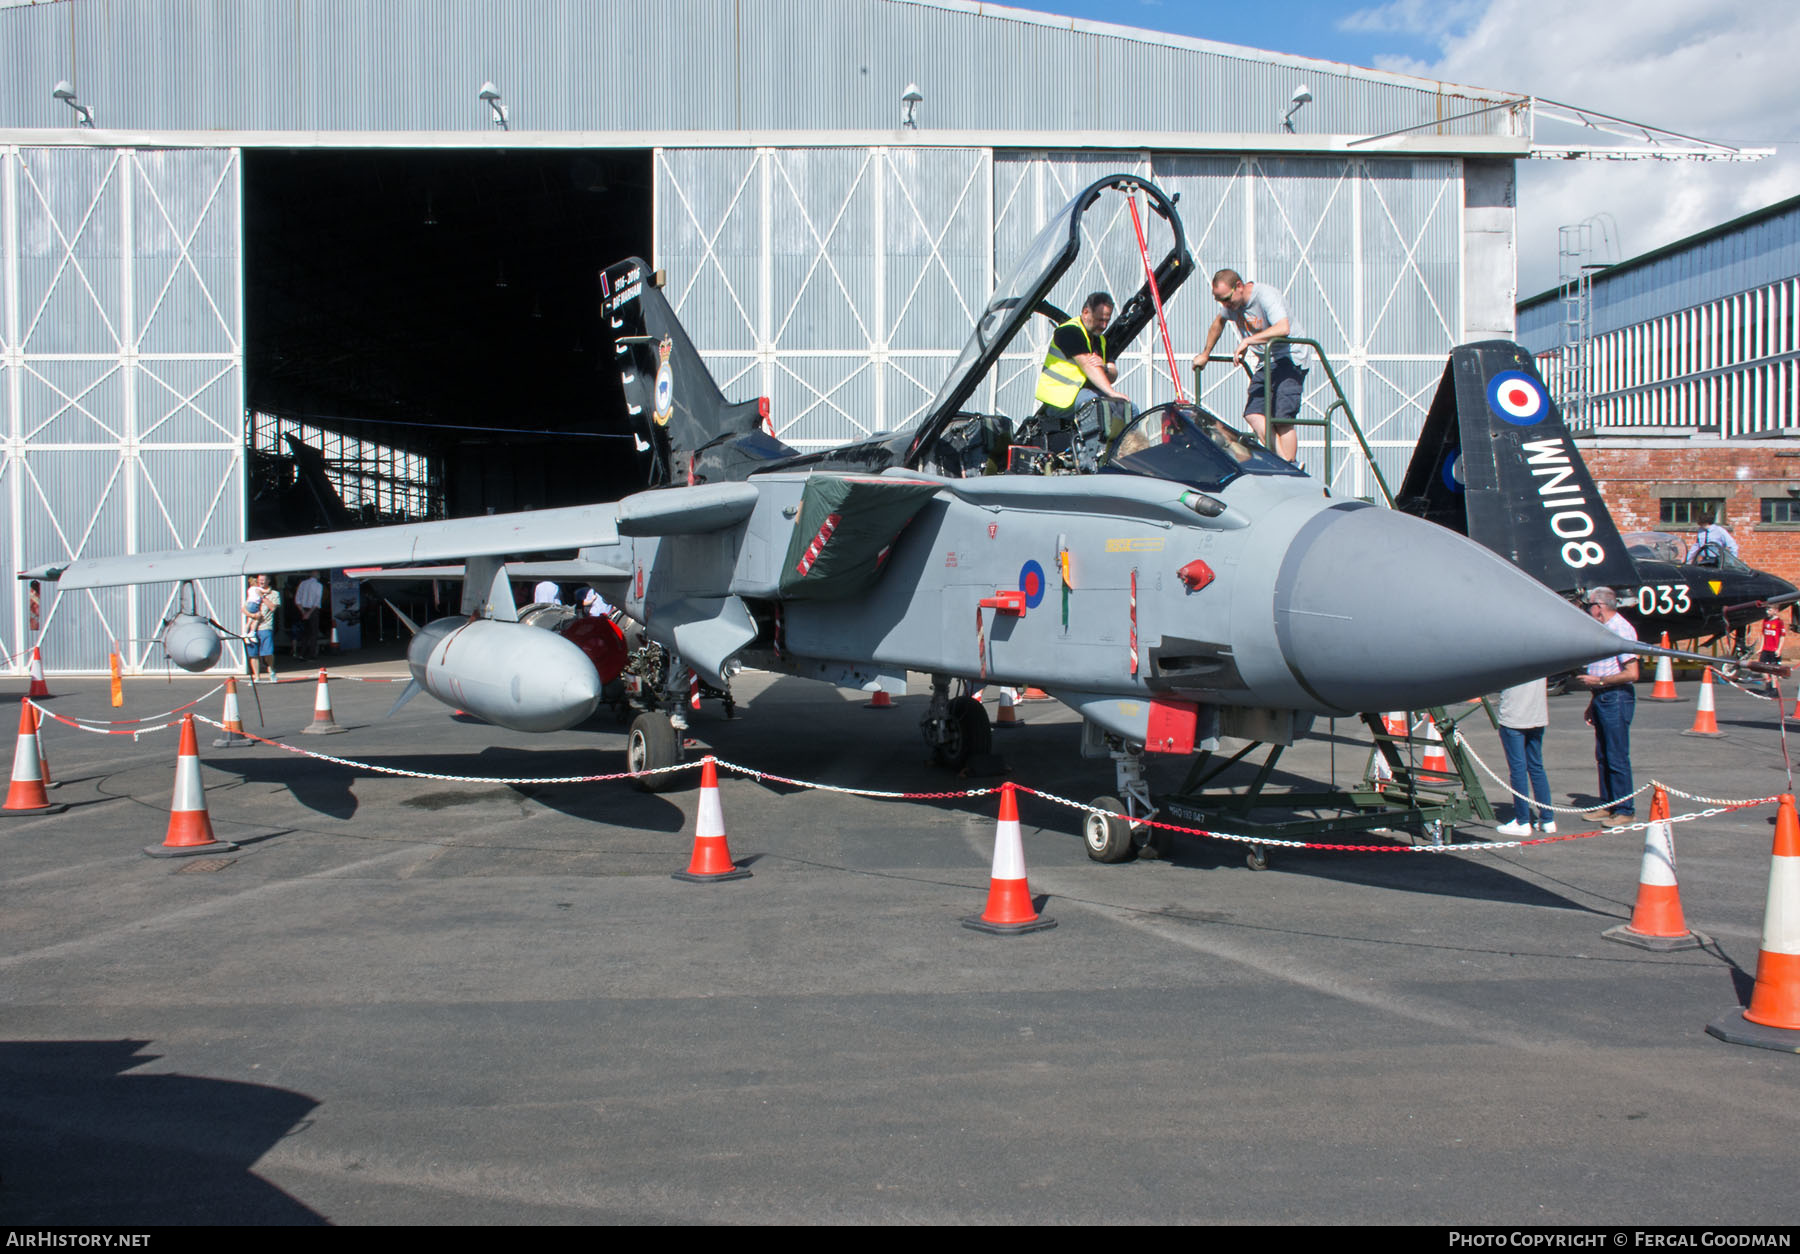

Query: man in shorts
1192,269,1307,462
242,573,281,683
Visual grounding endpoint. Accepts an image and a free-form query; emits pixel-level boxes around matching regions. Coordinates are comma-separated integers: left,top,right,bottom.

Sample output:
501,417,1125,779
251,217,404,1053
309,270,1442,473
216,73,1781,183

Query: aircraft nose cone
1273,505,1634,713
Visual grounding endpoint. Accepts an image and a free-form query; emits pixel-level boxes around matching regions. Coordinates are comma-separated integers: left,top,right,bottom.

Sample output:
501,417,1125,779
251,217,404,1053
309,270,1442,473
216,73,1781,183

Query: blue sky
999,0,1472,77
1000,0,1800,298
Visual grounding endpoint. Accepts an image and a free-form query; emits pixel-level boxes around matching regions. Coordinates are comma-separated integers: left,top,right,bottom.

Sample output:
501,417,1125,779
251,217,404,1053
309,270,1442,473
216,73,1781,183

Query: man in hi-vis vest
1034,292,1130,418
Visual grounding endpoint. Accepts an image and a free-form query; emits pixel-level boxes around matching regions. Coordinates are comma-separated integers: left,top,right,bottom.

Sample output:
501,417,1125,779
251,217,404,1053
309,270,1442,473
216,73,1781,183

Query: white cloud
1346,0,1800,298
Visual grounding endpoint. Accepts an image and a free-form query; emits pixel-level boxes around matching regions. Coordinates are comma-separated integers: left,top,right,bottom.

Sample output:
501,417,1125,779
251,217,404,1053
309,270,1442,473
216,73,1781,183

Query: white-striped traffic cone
1708,794,1800,1052
2,700,66,816
994,687,1021,729
1645,650,1684,702
1681,667,1725,738
26,645,49,699
301,669,345,735
1419,715,1452,778
963,782,1055,935
673,756,750,883
1605,785,1706,951
145,714,236,857
1371,712,1405,792
212,676,252,748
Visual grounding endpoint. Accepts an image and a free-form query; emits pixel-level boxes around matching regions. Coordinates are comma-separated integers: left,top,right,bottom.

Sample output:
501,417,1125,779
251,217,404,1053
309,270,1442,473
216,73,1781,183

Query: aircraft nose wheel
1083,796,1137,863
627,712,685,793
928,695,992,769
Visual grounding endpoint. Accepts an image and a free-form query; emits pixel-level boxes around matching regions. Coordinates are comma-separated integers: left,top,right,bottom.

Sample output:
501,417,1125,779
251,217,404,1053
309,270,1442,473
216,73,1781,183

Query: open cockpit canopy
890,174,1193,469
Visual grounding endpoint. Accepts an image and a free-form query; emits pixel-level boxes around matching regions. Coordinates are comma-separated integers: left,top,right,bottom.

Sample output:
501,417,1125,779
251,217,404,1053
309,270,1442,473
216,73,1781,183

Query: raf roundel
1487,371,1547,426
1440,448,1465,494
1018,559,1046,610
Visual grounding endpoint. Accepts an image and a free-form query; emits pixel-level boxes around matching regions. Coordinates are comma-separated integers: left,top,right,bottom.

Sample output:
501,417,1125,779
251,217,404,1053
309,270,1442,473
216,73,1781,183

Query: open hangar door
241,147,653,530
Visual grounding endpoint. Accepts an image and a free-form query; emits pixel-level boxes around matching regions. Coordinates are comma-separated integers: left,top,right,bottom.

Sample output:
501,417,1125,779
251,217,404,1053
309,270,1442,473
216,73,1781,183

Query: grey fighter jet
27,175,1686,861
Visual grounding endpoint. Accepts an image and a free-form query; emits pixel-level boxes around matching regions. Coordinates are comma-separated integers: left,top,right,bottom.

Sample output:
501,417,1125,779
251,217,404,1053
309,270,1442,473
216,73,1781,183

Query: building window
1762,498,1800,526
1660,498,1725,527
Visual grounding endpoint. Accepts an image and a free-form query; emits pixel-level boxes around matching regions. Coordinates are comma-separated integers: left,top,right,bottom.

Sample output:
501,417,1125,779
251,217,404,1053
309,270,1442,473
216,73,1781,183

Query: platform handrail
1193,336,1396,507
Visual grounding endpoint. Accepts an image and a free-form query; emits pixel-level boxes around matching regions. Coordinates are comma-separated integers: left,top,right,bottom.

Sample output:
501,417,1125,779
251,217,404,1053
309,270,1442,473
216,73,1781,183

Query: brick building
1518,195,1800,587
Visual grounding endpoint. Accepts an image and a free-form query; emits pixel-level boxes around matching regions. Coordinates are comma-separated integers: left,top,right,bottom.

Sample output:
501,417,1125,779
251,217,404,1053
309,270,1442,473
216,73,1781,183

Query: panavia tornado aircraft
1395,350,1798,649
28,174,1735,860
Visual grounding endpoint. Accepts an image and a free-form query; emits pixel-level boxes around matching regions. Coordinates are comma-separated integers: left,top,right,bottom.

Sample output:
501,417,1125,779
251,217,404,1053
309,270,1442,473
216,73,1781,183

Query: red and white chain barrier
28,705,1786,857
28,686,224,739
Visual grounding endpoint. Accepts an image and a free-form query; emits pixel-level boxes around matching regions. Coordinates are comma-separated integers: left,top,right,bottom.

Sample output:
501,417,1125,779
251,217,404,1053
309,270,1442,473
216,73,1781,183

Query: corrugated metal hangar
0,0,1587,672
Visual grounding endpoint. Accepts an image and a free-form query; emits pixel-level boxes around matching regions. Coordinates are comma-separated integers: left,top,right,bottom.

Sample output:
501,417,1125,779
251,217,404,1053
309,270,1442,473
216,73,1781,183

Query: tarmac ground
3,654,1798,1225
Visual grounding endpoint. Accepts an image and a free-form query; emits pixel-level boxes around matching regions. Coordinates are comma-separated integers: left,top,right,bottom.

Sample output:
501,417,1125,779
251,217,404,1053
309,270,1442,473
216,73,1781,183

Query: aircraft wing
346,559,632,583
28,503,621,591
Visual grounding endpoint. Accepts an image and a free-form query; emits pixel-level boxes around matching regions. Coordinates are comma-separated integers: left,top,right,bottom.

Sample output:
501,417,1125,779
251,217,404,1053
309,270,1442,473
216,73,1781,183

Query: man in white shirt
294,571,324,660
580,586,613,618
1685,518,1738,562
1573,586,1639,827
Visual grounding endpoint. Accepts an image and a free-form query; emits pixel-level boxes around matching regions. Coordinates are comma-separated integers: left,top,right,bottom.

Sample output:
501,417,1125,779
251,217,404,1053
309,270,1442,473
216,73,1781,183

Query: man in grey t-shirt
1192,269,1308,461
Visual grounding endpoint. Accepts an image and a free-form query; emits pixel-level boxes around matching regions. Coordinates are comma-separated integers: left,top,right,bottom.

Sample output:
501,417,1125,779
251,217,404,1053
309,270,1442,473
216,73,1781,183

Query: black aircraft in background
1396,343,1796,652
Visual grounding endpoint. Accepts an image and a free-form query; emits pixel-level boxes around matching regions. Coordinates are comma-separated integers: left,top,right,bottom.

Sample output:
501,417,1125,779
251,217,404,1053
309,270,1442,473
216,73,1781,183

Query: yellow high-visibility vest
1034,318,1106,410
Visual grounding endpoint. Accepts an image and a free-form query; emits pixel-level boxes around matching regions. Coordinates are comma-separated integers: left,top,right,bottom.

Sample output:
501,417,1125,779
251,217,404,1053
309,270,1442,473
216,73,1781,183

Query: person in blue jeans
1573,586,1639,827
1494,677,1553,837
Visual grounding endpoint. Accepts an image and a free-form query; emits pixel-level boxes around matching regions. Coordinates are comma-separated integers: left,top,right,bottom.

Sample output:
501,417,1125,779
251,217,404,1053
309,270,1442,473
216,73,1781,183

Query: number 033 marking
1637,584,1691,616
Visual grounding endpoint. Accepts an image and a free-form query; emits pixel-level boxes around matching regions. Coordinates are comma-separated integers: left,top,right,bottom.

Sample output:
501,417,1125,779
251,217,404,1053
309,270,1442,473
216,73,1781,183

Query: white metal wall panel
658,146,990,448
2,145,243,674
658,144,1465,493
1150,153,1462,496
3,0,1521,137
991,151,1158,421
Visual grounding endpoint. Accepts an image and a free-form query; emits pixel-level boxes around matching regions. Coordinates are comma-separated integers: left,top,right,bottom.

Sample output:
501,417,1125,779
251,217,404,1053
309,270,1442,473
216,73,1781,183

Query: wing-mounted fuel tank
161,613,223,673
406,616,605,732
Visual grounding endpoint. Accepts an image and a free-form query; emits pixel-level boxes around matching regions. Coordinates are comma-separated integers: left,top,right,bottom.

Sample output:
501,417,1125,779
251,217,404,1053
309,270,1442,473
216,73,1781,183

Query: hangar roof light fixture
477,81,508,131
901,83,922,130
1281,84,1312,133
51,80,94,128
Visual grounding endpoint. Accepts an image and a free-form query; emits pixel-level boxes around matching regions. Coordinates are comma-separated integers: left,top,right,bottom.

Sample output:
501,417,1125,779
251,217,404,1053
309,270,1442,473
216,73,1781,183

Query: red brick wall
1579,443,1800,587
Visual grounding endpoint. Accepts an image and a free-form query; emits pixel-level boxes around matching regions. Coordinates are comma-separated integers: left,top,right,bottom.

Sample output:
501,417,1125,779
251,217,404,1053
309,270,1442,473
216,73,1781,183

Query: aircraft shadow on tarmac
684,713,1600,912
210,746,686,831
0,1039,326,1225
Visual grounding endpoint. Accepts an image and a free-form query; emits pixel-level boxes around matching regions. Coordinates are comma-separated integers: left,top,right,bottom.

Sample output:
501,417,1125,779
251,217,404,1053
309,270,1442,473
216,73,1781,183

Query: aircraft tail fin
601,257,795,486
1395,341,1637,597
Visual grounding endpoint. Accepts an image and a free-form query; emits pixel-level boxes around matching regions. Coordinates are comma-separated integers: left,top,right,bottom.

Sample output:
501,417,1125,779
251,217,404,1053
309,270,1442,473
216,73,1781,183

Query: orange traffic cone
1419,715,1452,778
1372,712,1407,793
146,714,236,857
26,645,49,699
212,676,251,748
963,782,1056,934
2,700,66,816
1708,794,1800,1052
1019,688,1051,703
108,648,123,708
673,756,750,882
1646,635,1684,702
1604,786,1706,951
865,689,895,710
1680,667,1725,738
994,687,1021,729
301,669,345,735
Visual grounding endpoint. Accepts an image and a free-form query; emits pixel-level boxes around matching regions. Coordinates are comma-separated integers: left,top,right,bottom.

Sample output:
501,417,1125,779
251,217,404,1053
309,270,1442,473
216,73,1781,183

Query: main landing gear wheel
1083,795,1136,863
932,695,992,770
627,712,684,793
